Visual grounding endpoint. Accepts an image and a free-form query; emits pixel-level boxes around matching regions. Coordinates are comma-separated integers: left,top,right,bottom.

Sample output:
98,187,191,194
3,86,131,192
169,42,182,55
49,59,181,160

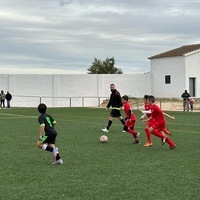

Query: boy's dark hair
122,95,129,101
143,95,149,100
147,95,155,103
38,103,47,114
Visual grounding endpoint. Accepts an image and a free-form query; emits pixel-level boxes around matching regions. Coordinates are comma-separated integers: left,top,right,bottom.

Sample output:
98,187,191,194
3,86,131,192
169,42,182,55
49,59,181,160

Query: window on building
165,75,171,84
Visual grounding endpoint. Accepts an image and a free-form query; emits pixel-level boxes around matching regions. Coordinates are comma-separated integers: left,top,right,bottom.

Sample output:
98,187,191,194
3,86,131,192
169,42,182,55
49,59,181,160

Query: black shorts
110,109,122,118
39,133,57,144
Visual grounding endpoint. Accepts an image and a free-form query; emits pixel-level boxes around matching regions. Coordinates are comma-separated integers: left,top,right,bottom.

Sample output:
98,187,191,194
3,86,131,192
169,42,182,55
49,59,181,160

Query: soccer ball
100,135,108,143
189,98,195,104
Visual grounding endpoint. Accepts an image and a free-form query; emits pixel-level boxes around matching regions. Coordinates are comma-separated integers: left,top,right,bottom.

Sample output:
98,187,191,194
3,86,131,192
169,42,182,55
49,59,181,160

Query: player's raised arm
163,112,175,120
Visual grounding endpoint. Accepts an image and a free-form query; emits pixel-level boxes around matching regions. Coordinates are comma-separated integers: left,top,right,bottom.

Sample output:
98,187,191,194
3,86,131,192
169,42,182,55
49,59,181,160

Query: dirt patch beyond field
100,98,199,111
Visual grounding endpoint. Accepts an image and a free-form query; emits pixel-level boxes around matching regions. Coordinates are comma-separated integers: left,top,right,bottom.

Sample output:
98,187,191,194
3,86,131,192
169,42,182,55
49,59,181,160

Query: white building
1,44,200,107
149,44,200,98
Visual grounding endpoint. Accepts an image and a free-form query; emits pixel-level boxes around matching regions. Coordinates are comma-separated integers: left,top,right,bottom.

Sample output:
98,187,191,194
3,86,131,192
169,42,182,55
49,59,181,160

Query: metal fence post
82,97,84,107
160,98,162,109
98,97,100,108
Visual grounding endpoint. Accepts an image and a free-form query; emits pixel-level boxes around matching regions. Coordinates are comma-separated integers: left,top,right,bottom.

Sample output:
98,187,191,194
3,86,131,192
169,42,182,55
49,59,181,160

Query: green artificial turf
0,107,199,200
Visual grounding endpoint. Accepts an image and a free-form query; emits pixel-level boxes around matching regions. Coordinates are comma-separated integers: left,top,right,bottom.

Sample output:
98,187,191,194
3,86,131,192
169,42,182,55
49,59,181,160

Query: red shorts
151,121,165,131
125,119,136,128
147,118,155,127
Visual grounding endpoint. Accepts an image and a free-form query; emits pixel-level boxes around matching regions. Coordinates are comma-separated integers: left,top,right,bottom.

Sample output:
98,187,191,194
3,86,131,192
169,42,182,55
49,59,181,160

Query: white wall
150,56,186,98
97,74,151,97
185,52,200,97
150,51,200,98
0,74,151,107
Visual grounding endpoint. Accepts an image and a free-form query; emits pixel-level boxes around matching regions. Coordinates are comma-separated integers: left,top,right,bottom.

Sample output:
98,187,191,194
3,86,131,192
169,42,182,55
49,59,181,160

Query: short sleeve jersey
38,113,57,135
144,103,152,118
123,102,136,121
151,104,165,124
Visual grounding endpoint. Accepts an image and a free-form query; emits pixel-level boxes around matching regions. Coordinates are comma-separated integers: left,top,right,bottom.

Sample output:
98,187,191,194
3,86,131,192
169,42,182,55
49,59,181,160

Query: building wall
150,51,200,98
0,74,151,107
185,52,200,97
150,56,186,97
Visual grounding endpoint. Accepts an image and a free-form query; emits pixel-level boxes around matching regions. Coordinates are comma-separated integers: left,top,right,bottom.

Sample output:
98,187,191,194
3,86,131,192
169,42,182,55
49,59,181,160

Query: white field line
0,113,37,119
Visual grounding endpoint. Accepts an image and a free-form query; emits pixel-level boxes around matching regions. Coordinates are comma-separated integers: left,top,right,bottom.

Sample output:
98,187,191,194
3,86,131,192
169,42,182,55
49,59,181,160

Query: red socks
128,128,137,137
152,129,175,147
145,128,151,143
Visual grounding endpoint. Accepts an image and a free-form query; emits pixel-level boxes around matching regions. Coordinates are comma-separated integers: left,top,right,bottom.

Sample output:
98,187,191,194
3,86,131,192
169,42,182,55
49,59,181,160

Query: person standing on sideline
181,90,190,112
37,103,63,165
121,95,140,144
0,90,6,109
5,91,12,109
142,95,176,150
102,84,125,133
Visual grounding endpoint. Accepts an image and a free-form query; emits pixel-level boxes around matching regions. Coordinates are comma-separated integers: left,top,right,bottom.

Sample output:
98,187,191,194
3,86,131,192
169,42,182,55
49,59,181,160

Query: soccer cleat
101,128,108,133
169,145,176,150
161,137,166,145
133,138,141,144
52,147,59,159
52,159,63,165
122,130,126,133
143,142,153,147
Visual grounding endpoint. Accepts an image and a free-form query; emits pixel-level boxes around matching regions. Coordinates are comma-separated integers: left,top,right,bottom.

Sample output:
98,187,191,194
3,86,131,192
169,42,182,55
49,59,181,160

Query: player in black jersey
102,84,125,133
36,103,63,164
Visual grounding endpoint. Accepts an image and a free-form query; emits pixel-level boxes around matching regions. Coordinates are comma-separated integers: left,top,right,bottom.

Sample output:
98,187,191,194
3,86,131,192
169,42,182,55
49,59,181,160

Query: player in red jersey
122,95,140,144
142,95,176,149
140,95,153,146
141,95,174,147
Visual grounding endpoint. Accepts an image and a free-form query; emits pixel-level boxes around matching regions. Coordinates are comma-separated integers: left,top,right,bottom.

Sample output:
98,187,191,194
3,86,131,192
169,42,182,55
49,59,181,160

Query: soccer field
0,107,199,200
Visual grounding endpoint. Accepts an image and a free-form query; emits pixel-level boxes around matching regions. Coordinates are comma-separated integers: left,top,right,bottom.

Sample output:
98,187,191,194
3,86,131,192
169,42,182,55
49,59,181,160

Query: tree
87,57,123,74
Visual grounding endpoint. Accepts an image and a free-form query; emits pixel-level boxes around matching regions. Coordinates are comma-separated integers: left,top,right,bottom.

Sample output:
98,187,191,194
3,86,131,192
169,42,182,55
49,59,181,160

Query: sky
1,0,200,74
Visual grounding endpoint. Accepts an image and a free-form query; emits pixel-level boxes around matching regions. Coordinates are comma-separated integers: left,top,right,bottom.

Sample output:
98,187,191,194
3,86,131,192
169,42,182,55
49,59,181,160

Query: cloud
0,0,200,74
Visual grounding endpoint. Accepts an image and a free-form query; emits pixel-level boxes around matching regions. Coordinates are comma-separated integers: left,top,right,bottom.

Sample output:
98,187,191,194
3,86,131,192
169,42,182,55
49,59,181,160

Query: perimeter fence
8,95,199,111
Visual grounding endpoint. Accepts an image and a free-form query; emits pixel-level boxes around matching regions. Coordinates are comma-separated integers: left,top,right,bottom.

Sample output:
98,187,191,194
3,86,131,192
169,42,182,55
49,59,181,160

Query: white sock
42,144,47,150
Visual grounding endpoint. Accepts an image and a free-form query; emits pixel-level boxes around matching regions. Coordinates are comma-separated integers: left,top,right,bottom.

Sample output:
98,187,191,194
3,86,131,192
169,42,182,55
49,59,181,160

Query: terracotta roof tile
148,44,200,59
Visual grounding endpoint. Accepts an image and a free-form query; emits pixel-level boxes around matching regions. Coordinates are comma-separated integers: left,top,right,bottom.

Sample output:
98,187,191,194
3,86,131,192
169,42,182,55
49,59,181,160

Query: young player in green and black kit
36,103,63,164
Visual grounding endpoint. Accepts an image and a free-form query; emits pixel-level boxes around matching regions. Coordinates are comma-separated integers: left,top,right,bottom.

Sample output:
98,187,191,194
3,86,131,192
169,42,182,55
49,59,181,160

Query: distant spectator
6,91,12,109
189,98,195,111
0,90,6,109
181,90,190,112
